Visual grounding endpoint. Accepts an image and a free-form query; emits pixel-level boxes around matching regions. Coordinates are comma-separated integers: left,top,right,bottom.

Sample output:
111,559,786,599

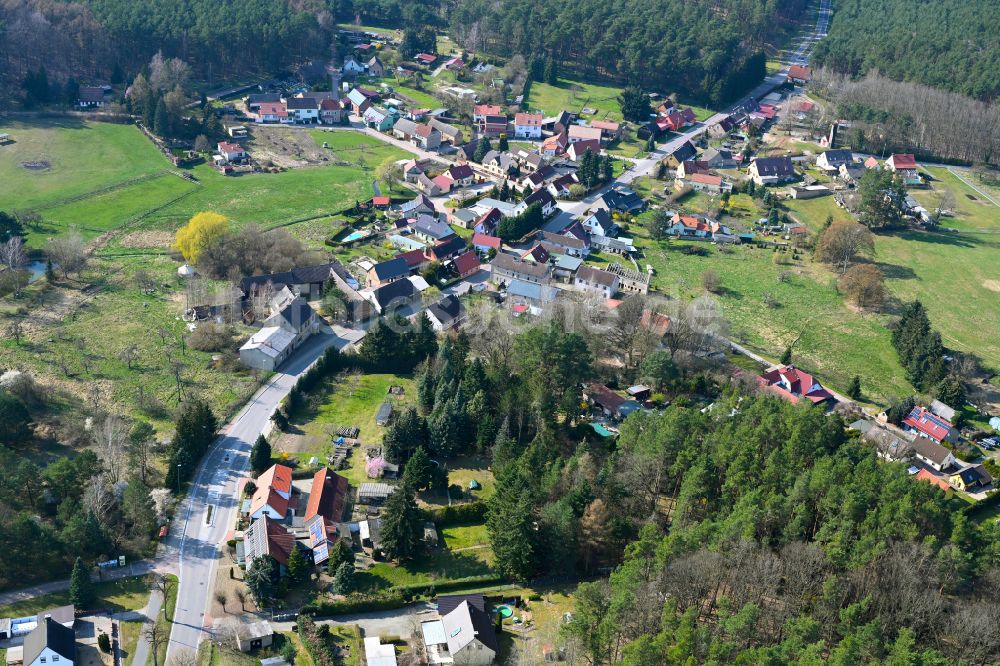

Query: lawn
527,78,626,120
393,85,441,109
0,119,169,212
150,575,179,666
440,523,489,550
356,543,494,592
0,255,262,431
634,225,912,400
0,575,151,618
281,373,417,485
782,195,854,232
914,167,1000,231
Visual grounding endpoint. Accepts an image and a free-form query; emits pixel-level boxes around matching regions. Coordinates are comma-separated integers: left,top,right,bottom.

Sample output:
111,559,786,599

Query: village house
366,256,410,288
256,101,289,124
757,365,835,406
590,234,637,255
342,56,366,76
516,187,557,217
216,142,247,163
787,64,812,84
447,164,476,188
903,406,959,444
451,250,481,278
548,173,579,198
449,208,479,229
346,88,371,114
429,118,463,144
507,279,559,315
243,515,296,572
363,106,394,131
590,120,622,142
513,112,543,139
399,193,436,217
366,56,385,77
541,132,569,156
566,139,602,162
584,383,642,421
473,208,503,236
910,437,957,473
368,278,420,314
78,85,111,108
685,172,733,195
480,151,519,179
427,235,469,263
702,147,737,169
568,124,603,144
838,162,866,185
575,265,619,299
884,153,922,185
402,159,425,183
539,230,590,257
239,298,320,371
414,217,455,243
677,159,710,179
285,96,320,123
427,294,466,331
420,594,498,666
415,53,437,66
416,173,444,195
491,253,550,286
246,93,281,113
816,149,853,172
472,233,501,254
305,466,350,527
747,156,797,186
949,465,993,492
23,617,76,666
663,141,698,168
580,209,619,237
520,243,551,264
595,186,646,215
319,99,343,124
248,464,293,520
666,214,726,239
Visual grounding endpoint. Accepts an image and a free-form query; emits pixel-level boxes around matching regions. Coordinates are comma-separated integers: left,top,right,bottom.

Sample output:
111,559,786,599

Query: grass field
914,167,1000,231
527,78,627,120
782,194,854,231
0,575,150,618
394,85,441,109
357,542,494,591
0,119,168,212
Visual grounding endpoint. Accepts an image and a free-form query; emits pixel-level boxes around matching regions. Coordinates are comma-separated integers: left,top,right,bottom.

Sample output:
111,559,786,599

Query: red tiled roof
398,248,428,268
475,104,503,116
372,196,391,206
690,173,723,186
472,233,501,249
888,153,917,170
432,174,453,190
758,365,834,405
259,516,296,565
257,464,293,495
915,469,951,492
304,467,349,523
453,250,481,276
258,102,287,117
641,309,670,336
218,142,243,154
320,99,342,110
415,53,437,64
514,112,543,127
788,65,812,81
903,406,953,443
249,487,289,518
590,120,620,131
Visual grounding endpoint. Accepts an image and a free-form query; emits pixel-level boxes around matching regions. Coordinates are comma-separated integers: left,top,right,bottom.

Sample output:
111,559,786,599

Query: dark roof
372,257,410,281
752,156,795,176
670,141,697,162
290,262,338,284
428,294,463,325
78,86,108,103
24,618,76,665
286,97,318,110
438,593,487,615
275,299,316,329
600,187,645,213
524,187,554,208
821,149,853,163
248,93,282,104
240,262,339,295
373,278,416,309
429,235,468,260
469,605,499,653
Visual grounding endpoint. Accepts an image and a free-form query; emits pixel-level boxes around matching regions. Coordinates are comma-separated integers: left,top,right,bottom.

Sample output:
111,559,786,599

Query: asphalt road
165,330,348,661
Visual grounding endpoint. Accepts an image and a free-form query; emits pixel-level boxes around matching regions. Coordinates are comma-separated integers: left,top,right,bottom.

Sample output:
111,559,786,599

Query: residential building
363,106,394,131
816,149,853,172
541,132,568,156
838,162,865,185
513,113,543,139
217,142,247,163
248,464,293,520
580,209,619,237
421,595,498,666
595,186,646,215
787,64,812,84
24,618,75,666
368,278,419,314
490,253,550,285
447,164,476,187
450,208,479,229
426,235,469,262
304,467,349,524
399,194,436,217
520,243,551,264
78,85,110,108
239,298,320,371
568,125,602,144
677,160,709,179
884,153,922,185
319,99,343,124
757,365,835,406
402,159,425,183
473,208,503,236
566,139,602,162
235,621,274,653
243,515,296,570
452,250,481,278
748,156,796,185
516,187,556,216
506,279,559,314
949,465,993,492
590,120,621,142
429,118,463,144
238,262,341,302
366,56,385,77
472,233,501,254
539,230,589,257
480,151,519,178
662,141,697,168
346,88,371,114
686,172,732,195
702,147,737,169
414,217,455,242
342,57,366,75
256,101,289,124
903,406,958,444
667,214,725,239
584,383,641,420
285,97,320,123
547,173,579,198
415,53,437,66
364,637,397,666
910,437,957,472
426,294,465,331
575,265,619,299
607,262,651,294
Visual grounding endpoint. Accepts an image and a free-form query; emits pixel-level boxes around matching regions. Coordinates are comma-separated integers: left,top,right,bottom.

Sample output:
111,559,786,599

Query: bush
301,591,407,617
422,501,487,526
98,633,111,653
188,323,235,352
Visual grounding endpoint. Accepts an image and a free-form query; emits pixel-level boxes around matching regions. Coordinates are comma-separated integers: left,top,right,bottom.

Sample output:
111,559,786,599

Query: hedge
300,591,407,617
422,501,486,526
389,574,505,598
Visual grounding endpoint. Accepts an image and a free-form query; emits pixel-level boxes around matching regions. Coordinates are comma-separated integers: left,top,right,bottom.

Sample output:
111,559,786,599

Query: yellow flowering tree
174,212,230,264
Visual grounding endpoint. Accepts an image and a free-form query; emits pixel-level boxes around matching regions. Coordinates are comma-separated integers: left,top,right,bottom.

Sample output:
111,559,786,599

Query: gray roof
752,156,795,176
507,279,558,302
428,294,463,325
24,618,76,665
491,253,550,280
576,264,618,287
274,298,316,330
372,257,410,281
439,597,498,655
393,118,420,135
911,437,953,466
415,218,454,240
372,279,417,309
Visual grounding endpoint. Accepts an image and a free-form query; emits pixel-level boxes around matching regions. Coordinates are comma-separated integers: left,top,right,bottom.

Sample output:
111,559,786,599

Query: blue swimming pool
591,422,616,437
342,230,366,242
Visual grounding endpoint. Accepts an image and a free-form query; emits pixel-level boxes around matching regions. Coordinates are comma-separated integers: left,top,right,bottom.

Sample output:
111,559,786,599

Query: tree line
811,0,1000,101
448,0,797,104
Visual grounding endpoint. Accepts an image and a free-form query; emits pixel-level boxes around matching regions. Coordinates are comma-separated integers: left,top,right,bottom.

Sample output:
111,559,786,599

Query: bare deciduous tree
815,221,875,274
144,621,169,666
45,228,88,277
97,415,130,484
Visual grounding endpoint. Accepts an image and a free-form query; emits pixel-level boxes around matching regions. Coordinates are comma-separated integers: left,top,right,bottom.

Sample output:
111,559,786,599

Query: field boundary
32,170,174,212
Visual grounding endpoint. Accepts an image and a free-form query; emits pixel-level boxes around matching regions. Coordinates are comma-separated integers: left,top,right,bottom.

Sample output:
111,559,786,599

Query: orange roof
304,467,349,522
690,173,723,186
257,464,293,495
514,112,543,127
915,469,951,491
249,487,289,518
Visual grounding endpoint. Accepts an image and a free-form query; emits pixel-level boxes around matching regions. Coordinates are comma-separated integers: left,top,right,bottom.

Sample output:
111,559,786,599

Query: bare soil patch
983,280,1000,293
117,230,175,249
248,126,330,168
21,160,50,171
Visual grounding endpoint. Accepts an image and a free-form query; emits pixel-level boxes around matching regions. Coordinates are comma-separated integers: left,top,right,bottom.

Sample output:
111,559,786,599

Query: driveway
271,602,435,639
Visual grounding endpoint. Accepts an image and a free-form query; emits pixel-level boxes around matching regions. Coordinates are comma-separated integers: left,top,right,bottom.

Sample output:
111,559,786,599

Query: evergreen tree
122,479,156,538
474,136,493,163
847,376,862,400
646,135,656,152
402,446,434,490
498,135,509,151
62,512,109,559
602,155,614,182
498,179,511,201
383,407,428,463
936,375,966,409
411,312,438,363
271,410,288,432
245,555,275,606
332,561,355,594
417,368,437,415
326,539,354,576
154,97,170,137
379,484,422,561
486,467,537,580
543,57,558,85
111,63,124,85
429,398,467,458
780,346,792,365
286,545,309,583
250,434,272,475
70,557,95,609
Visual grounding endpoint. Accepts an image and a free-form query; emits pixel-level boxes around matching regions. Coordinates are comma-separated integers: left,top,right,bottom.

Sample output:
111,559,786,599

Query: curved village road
165,330,348,662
